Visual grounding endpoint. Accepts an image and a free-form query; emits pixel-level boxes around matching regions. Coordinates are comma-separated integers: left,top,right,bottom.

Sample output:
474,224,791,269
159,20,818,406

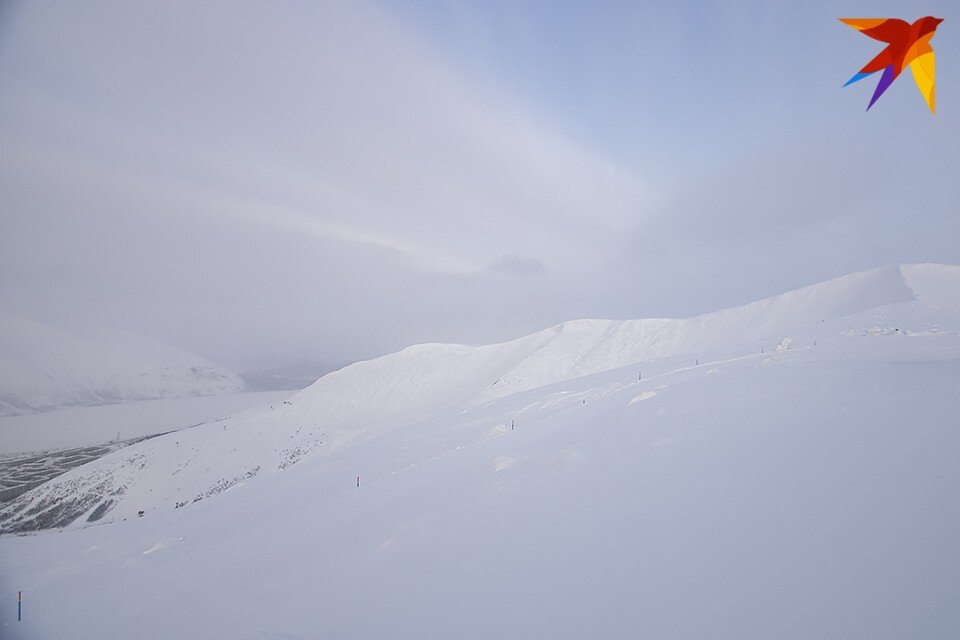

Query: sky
0,0,957,370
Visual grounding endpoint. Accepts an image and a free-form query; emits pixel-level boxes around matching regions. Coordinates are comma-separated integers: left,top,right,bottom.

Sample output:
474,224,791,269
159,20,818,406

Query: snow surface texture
0,316,246,416
1,264,959,638
0,434,166,506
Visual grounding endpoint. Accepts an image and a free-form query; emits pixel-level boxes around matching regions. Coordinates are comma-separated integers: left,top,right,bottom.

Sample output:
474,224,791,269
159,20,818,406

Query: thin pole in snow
18,590,21,621
511,419,514,431
356,475,360,488
638,370,641,381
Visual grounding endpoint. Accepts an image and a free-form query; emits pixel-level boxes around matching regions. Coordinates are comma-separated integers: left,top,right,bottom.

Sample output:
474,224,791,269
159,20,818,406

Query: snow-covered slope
2,263,955,529
0,316,246,416
0,391,292,455
1,264,958,638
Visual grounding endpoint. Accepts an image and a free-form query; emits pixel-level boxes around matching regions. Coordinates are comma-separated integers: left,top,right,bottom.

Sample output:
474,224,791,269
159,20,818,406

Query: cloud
0,0,644,365
486,254,546,276
613,119,960,317
1,0,957,369
0,0,645,271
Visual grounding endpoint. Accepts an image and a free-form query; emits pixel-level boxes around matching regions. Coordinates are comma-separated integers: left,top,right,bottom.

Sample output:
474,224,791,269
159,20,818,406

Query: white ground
0,391,293,454
1,264,958,639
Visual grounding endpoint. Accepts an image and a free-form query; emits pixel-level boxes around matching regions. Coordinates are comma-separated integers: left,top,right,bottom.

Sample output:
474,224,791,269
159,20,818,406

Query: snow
0,391,292,454
901,263,960,311
628,390,657,404
0,264,958,638
0,316,246,416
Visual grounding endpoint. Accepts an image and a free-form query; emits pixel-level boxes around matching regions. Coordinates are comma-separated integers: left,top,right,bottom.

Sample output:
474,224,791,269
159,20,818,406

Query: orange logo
841,17,942,113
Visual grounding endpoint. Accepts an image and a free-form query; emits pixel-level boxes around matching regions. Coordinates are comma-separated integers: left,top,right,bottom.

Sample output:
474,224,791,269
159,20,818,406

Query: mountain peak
0,316,245,416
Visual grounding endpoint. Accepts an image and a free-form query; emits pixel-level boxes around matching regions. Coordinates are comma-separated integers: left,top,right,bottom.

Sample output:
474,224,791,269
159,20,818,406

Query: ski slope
1,264,958,639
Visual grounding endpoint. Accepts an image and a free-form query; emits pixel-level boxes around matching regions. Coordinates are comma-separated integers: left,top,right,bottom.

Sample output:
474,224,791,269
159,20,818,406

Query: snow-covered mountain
3,263,957,529
0,316,246,416
1,264,958,639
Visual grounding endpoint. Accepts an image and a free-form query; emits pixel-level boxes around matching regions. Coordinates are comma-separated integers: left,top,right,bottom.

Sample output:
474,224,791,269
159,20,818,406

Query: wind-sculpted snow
0,316,246,416
901,263,960,310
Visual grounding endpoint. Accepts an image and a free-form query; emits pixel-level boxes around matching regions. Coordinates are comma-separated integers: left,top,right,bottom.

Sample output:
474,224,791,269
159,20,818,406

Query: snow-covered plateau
0,316,246,417
1,264,958,639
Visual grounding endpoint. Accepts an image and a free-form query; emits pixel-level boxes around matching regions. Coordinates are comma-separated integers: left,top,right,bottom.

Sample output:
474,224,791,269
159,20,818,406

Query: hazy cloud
486,255,546,276
1,0,956,369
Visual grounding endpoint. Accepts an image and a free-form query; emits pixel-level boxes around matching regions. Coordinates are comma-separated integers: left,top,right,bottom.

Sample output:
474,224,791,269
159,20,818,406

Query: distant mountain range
0,316,246,416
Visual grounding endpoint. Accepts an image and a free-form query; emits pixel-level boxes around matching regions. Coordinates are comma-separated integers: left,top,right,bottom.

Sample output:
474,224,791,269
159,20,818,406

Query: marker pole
356,475,360,488
18,590,21,621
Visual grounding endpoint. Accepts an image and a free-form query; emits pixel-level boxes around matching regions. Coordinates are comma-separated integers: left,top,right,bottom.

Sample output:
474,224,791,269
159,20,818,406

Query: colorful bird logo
840,17,943,113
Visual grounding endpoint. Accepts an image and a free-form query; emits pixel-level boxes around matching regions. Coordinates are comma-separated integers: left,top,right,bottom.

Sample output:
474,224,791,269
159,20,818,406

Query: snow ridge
2,263,957,532
311,263,923,405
